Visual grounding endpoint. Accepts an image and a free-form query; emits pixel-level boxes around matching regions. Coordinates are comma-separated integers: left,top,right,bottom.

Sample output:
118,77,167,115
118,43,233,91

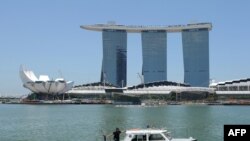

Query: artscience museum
19,66,74,94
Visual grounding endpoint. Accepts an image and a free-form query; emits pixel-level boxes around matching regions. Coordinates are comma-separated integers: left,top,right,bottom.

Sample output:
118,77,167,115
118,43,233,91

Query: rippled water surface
0,104,250,141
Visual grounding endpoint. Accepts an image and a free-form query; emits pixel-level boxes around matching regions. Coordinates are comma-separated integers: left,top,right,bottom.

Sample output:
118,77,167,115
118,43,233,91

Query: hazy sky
1,0,250,96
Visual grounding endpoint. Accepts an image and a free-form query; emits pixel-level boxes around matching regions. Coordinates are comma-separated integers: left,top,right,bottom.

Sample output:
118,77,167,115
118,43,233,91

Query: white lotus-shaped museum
19,66,74,94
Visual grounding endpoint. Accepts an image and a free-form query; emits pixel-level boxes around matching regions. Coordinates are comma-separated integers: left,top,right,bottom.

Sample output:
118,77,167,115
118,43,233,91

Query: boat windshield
148,133,165,141
131,134,147,141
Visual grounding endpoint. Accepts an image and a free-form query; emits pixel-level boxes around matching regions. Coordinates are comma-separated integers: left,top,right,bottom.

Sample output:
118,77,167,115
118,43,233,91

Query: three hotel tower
81,23,212,87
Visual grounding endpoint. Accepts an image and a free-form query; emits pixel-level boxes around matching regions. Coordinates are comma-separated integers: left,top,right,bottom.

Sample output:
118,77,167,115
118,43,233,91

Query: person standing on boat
113,128,121,141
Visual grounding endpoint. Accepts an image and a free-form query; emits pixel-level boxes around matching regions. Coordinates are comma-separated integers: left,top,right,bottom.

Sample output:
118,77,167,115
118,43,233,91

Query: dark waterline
0,104,250,141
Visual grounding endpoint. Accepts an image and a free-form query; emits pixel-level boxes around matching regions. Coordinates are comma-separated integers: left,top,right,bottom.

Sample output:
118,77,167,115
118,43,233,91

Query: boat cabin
123,129,172,141
122,128,196,141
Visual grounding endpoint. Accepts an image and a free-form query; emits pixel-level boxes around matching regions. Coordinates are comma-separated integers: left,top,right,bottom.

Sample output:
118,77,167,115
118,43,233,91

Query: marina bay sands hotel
81,22,212,88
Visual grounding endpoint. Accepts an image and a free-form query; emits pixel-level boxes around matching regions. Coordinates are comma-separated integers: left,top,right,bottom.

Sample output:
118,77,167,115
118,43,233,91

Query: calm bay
0,104,249,141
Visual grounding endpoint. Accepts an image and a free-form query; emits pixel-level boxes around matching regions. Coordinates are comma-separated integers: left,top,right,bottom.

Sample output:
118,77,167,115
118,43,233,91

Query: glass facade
141,30,167,83
182,28,209,87
101,30,127,87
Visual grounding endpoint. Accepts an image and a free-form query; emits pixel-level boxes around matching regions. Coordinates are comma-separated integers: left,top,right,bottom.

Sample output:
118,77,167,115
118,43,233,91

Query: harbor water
0,104,250,141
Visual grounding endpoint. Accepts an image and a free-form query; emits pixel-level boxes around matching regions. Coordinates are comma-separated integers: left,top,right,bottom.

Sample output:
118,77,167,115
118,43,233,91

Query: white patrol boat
103,128,197,141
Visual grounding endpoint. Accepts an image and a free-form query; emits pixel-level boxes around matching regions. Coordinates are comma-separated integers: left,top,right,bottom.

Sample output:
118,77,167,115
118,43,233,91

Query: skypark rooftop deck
81,22,212,33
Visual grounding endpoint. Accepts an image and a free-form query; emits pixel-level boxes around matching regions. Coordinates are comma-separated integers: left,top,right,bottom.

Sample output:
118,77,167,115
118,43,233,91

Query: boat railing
99,130,126,141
